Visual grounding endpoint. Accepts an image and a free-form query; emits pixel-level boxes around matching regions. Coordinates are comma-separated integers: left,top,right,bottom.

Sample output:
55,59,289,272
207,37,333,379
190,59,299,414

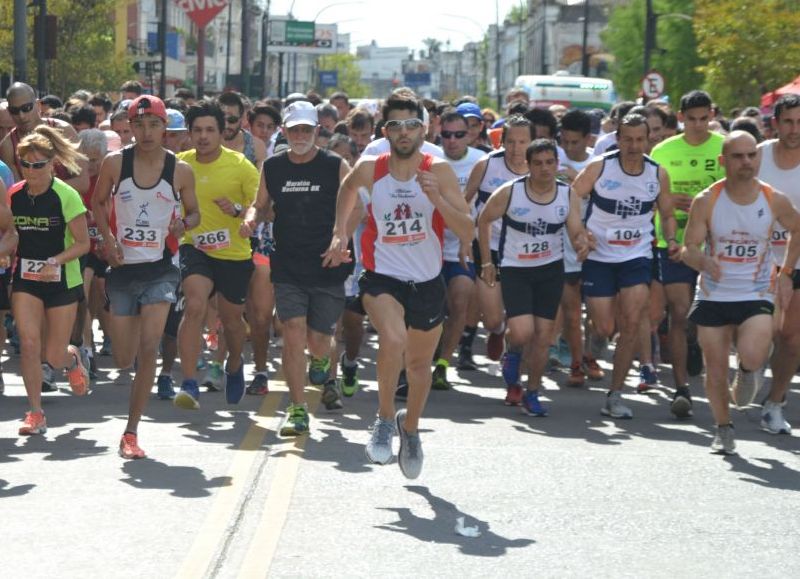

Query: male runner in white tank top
682,131,800,454
757,94,800,434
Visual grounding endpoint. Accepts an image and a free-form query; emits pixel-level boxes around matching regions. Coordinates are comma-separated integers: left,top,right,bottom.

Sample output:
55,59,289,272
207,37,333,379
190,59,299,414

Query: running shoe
636,365,658,394
224,356,245,404
501,351,521,386
246,373,269,396
761,401,791,435
730,366,761,408
41,362,57,392
119,432,146,459
687,338,703,377
396,409,423,479
339,353,359,396
567,362,585,387
308,356,331,386
486,331,504,361
100,335,112,356
88,354,98,381
202,361,224,392
66,344,89,396
601,391,633,419
547,345,561,371
670,386,694,419
79,347,94,381
19,411,47,436
457,346,478,371
395,370,409,400
279,404,310,437
366,416,396,465
504,384,523,406
431,363,451,391
521,390,548,417
556,337,572,367
711,424,736,455
174,379,200,410
322,379,344,411
156,374,176,400
582,356,605,381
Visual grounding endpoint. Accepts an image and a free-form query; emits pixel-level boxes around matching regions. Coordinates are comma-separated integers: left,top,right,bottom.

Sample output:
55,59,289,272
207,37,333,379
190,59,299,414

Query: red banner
175,0,228,29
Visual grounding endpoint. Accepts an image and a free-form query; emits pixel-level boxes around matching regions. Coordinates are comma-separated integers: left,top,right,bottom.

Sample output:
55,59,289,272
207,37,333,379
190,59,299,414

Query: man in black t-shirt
247,101,353,436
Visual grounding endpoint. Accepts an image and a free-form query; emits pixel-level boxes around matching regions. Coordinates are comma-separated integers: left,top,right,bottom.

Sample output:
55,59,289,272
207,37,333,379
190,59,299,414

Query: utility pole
540,0,548,74
14,0,27,83
644,0,656,76
159,0,167,98
495,1,502,110
261,0,271,98
36,0,47,94
242,0,251,96
581,0,590,76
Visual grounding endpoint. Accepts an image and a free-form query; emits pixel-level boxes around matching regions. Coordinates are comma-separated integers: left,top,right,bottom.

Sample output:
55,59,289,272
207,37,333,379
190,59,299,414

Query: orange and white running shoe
66,344,89,396
119,433,146,459
19,411,47,435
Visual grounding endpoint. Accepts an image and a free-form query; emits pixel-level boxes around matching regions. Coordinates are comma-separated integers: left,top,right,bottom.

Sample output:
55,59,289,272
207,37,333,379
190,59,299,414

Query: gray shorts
105,263,180,317
273,282,345,336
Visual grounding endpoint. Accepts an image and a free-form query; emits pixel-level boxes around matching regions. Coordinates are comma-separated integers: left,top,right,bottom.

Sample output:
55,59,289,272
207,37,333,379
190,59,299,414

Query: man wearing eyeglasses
0,83,89,198
217,91,266,168
431,109,485,391
324,92,473,479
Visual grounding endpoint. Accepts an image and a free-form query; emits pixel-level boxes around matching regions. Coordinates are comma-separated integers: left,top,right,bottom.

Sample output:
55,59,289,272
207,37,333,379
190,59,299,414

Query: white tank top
561,151,595,273
361,153,445,283
499,178,570,268
443,147,484,262
113,147,181,264
757,140,800,265
697,180,776,302
476,150,527,251
585,152,660,263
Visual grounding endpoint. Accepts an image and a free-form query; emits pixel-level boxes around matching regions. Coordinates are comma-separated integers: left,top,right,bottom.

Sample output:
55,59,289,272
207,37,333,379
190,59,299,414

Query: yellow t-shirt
178,147,260,260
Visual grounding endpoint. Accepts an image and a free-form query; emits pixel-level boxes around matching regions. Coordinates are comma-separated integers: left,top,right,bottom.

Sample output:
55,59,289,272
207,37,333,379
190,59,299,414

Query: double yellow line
175,383,322,578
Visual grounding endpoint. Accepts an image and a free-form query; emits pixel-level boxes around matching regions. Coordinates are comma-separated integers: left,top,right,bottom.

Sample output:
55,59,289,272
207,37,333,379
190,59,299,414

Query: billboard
268,19,337,54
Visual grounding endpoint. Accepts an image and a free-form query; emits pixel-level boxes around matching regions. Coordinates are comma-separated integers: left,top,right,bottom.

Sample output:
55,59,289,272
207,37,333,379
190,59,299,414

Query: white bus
514,74,617,112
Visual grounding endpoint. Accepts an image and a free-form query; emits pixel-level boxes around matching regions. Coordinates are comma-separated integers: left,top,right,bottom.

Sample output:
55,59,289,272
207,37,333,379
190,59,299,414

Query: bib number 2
381,218,427,244
20,258,61,282
121,226,161,249
194,229,231,252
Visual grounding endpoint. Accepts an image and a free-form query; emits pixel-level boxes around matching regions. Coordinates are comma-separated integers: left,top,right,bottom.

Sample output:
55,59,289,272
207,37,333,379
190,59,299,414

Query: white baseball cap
282,101,318,128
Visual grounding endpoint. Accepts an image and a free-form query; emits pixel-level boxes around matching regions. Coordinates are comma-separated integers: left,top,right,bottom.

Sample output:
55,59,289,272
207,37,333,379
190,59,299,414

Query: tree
694,0,800,111
315,53,368,97
602,0,703,104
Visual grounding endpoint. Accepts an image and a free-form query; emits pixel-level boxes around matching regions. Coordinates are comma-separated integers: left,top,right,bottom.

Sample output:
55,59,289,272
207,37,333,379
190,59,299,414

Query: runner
571,113,678,419
8,125,91,435
324,92,473,478
93,95,198,458
174,100,260,409
218,91,266,167
682,131,800,454
249,101,352,434
478,139,586,415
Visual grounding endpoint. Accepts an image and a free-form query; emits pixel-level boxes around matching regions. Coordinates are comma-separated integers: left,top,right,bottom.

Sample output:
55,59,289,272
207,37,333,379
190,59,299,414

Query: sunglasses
384,118,424,132
225,116,240,124
441,130,468,139
20,158,50,169
9,102,35,116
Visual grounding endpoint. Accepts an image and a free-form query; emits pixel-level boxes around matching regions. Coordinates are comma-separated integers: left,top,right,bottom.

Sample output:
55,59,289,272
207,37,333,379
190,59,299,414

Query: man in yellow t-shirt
174,100,260,410
650,90,725,419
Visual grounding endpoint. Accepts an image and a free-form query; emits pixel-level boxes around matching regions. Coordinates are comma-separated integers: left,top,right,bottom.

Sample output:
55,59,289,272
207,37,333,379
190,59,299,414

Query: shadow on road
0,479,35,498
376,485,535,557
120,459,231,498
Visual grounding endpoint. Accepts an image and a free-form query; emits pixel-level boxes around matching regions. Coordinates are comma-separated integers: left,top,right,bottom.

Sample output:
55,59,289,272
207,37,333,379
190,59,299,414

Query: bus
514,73,617,112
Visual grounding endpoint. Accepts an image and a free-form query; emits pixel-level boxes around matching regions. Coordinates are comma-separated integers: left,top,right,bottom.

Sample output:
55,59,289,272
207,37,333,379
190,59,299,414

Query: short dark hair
326,133,357,158
89,94,113,113
346,108,375,130
40,94,63,109
741,106,761,119
164,98,188,113
381,92,422,122
645,104,669,124
617,113,651,137
306,91,323,106
501,114,534,142
439,108,467,127
329,91,349,103
506,99,529,116
730,117,763,142
110,109,129,123
526,138,558,164
559,109,592,136
524,108,558,139
610,100,636,121
217,91,245,115
120,80,143,96
316,103,338,122
248,104,280,126
185,99,225,132
175,88,195,101
70,105,97,127
664,112,679,130
774,94,800,119
680,90,713,112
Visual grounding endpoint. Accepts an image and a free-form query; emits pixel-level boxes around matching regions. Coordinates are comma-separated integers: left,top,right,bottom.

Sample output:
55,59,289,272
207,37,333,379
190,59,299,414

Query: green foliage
315,53,368,97
602,0,703,104
506,3,526,25
694,0,800,111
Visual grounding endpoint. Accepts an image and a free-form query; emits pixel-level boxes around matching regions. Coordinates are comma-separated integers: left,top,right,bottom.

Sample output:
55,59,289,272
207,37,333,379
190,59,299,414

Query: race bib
20,258,61,282
88,226,99,240
121,226,162,249
380,218,427,245
516,240,552,261
194,228,231,252
719,239,759,263
771,227,788,248
607,228,642,247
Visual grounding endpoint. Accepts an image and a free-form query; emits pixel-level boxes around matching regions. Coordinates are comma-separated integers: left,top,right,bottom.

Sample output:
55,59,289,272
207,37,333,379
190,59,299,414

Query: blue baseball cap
166,108,187,131
456,102,482,120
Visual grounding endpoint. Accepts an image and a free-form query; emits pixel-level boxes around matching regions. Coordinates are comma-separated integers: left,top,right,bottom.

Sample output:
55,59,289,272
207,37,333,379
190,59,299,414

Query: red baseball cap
128,95,167,123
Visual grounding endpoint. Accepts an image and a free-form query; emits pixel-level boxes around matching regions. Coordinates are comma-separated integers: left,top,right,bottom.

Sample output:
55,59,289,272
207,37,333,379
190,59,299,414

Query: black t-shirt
264,148,351,285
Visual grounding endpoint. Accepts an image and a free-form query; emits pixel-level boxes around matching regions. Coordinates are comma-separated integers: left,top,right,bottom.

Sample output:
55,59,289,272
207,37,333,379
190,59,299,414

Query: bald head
7,82,35,101
722,130,757,155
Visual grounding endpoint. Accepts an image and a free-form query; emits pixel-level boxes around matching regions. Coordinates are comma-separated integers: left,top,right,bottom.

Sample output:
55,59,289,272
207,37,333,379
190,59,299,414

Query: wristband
47,257,58,266
481,263,494,269
667,237,678,244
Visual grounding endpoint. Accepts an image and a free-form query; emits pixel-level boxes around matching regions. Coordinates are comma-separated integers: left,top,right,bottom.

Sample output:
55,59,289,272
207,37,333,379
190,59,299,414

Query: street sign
318,71,338,89
268,20,337,54
174,0,227,29
641,70,665,99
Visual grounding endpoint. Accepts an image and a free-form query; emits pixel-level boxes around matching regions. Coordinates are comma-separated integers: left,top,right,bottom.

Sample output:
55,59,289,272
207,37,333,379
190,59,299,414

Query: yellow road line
237,386,323,578
175,388,284,579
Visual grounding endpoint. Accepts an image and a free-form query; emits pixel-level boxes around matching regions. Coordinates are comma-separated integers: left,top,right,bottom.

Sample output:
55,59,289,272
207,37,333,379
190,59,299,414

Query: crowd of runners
0,78,798,476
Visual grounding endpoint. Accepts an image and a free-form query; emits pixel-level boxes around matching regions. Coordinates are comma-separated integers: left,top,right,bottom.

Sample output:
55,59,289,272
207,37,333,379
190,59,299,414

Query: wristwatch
47,257,58,266
233,203,243,218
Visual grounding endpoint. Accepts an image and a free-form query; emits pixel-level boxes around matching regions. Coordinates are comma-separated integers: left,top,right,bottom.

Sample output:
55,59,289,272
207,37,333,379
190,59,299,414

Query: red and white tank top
111,146,180,264
697,180,776,303
361,153,445,283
